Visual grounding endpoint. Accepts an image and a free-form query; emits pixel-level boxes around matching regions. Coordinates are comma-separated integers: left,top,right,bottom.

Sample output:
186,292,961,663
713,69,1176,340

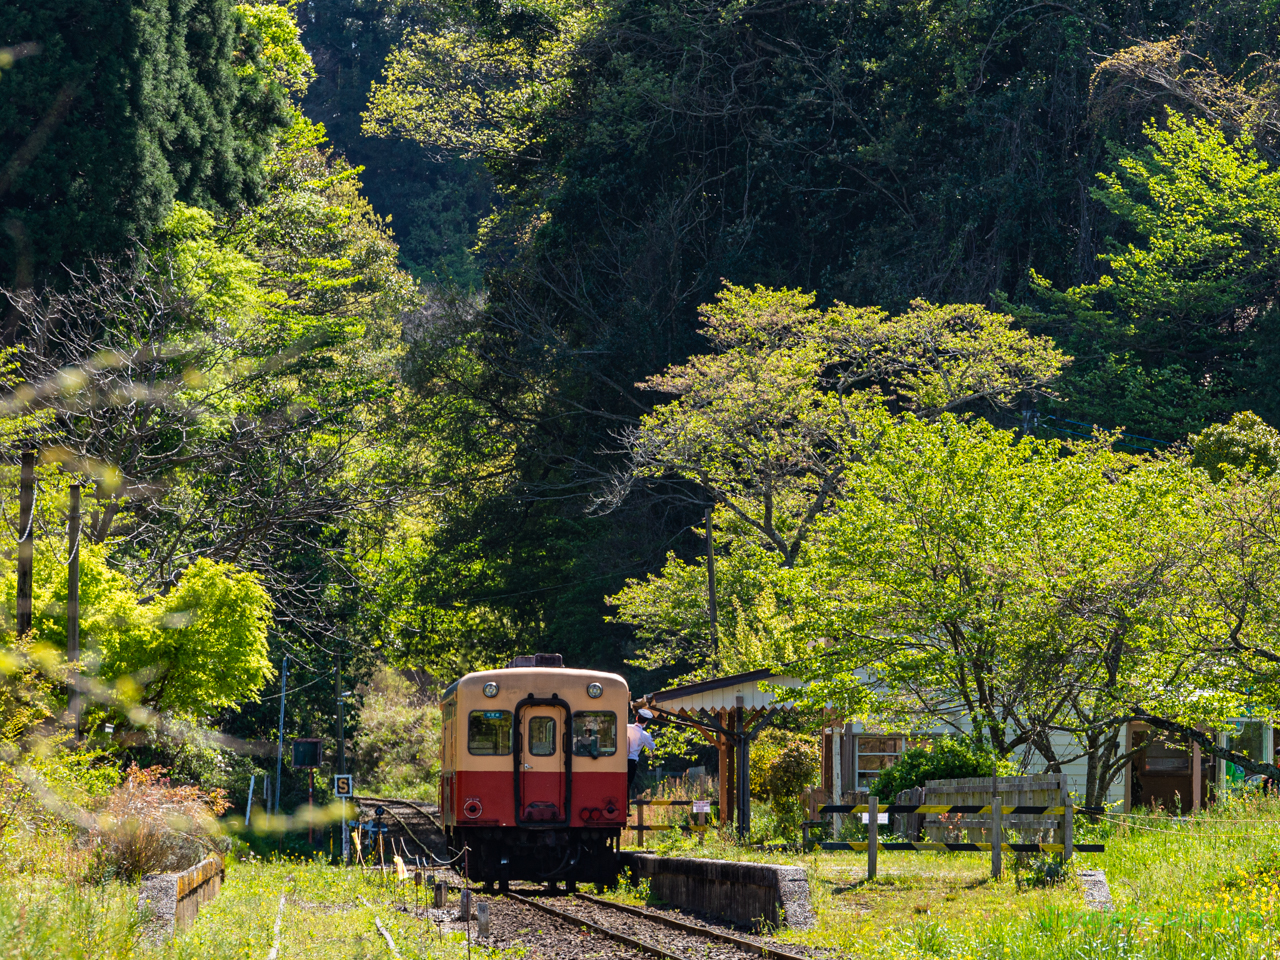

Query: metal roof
642,668,805,714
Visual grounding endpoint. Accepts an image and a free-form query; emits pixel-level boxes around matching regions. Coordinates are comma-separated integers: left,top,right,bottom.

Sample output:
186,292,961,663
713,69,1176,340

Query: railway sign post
293,739,323,844
334,774,354,863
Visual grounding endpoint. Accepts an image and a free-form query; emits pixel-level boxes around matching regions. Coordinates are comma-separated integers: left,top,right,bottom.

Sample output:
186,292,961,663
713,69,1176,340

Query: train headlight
483,682,499,698
586,682,603,698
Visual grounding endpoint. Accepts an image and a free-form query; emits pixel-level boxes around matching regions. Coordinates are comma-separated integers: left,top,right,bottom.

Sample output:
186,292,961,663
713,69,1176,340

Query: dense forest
3,0,1280,805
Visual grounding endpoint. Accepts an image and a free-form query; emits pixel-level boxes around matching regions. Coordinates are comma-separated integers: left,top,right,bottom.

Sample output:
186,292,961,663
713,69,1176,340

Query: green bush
351,665,440,800
747,728,818,840
871,736,1002,801
1191,411,1280,482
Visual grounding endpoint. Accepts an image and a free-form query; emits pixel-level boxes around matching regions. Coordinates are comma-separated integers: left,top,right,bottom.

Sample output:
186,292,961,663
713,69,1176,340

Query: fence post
1062,784,1074,863
991,795,1002,879
637,799,646,849
867,794,878,881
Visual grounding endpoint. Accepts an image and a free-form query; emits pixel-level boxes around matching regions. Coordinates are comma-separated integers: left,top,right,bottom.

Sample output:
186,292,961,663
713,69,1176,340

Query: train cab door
519,705,566,822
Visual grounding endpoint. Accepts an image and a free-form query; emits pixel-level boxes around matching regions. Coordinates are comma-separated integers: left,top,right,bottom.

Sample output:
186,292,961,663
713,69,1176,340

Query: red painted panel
456,769,516,825
520,770,564,820
454,769,626,827
569,771,628,827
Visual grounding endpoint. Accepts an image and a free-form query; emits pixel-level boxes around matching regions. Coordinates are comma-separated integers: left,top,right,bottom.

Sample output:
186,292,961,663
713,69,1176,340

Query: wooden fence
805,775,1105,879
629,798,717,847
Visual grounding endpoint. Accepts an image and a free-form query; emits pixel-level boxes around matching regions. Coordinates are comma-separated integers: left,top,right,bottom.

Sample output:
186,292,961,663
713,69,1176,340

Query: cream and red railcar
440,653,627,888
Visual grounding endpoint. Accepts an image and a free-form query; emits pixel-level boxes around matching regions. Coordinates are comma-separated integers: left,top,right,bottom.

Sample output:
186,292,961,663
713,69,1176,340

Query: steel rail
505,892,677,960
573,893,813,960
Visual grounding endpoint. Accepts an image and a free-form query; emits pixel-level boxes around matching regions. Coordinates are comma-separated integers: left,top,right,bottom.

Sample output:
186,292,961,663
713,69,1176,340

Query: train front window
572,711,617,757
468,710,513,755
529,716,557,756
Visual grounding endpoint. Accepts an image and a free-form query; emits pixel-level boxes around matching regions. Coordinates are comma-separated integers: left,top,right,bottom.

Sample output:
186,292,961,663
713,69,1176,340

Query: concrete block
1078,869,1113,911
620,852,813,929
137,854,225,940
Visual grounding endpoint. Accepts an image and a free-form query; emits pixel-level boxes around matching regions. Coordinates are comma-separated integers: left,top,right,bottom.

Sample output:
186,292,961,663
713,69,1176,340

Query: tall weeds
89,764,229,880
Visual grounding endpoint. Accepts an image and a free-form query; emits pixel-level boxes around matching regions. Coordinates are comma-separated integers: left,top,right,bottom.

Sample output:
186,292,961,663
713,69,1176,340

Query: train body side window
572,711,617,757
468,710,513,755
529,716,557,756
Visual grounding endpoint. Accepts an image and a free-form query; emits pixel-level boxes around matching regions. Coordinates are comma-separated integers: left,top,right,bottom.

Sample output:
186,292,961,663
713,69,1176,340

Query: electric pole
706,506,717,677
68,483,81,739
274,655,288,815
16,450,35,639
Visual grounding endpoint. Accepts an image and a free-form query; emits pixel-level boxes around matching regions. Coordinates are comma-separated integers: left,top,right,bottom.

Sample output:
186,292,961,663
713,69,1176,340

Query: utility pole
706,506,717,677
274,655,288,815
16,450,35,639
336,653,345,775
336,653,348,865
67,484,81,739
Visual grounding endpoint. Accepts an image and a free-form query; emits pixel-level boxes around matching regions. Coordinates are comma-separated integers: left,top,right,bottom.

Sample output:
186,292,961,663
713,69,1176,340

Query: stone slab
620,852,813,929
137,854,225,940
1078,869,1113,911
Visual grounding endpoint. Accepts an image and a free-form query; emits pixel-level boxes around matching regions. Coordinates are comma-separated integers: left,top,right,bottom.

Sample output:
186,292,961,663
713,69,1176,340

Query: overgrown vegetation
351,665,441,800
629,791,1280,960
871,738,1003,802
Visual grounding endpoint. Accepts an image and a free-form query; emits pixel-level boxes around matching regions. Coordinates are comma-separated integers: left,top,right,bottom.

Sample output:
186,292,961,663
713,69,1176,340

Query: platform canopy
632,668,806,837
639,668,806,716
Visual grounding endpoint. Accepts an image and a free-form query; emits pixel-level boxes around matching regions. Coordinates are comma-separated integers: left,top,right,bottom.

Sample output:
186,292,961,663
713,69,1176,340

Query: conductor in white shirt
627,708,655,797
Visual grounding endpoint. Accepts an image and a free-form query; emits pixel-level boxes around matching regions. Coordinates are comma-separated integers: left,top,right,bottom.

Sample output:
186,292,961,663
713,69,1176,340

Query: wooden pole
991,795,1003,879
16,450,35,639
705,507,717,677
336,653,346,775
867,794,878,881
67,483,81,739
736,696,749,839
831,722,842,839
1062,786,1074,863
274,655,288,815
718,709,734,828
1191,739,1202,811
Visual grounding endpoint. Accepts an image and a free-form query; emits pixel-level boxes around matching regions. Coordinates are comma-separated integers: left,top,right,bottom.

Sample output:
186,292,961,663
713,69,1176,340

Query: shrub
89,764,229,880
1191,411,1280,481
747,728,819,840
351,665,440,800
871,736,1002,801
766,737,818,838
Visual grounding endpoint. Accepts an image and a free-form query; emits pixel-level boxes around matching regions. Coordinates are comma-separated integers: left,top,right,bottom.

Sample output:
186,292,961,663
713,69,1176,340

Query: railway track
493,890,817,960
352,795,447,860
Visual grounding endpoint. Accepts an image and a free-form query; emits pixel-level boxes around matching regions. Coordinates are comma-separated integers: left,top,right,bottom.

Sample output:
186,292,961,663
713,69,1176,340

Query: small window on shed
572,711,617,758
469,710,513,755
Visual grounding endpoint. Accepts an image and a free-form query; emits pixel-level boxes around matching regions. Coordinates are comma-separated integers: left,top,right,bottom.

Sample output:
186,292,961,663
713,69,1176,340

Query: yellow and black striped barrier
820,840,1104,853
819,804,1105,816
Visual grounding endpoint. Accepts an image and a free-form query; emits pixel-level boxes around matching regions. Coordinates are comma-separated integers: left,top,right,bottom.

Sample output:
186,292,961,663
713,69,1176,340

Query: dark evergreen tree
0,0,290,287
297,0,489,288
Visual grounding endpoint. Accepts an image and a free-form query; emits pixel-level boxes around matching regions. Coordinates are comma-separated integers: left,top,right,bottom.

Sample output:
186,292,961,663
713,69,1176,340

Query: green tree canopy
1020,111,1280,438
1191,411,1280,481
0,0,292,285
0,474,274,716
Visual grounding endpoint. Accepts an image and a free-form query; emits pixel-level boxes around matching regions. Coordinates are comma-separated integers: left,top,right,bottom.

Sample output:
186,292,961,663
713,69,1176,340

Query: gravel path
479,895,651,960
474,891,826,960
549,896,765,960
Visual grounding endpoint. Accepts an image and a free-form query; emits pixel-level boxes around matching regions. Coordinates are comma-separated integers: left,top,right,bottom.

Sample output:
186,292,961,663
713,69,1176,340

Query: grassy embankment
4,793,1278,959
618,791,1280,960
0,849,486,960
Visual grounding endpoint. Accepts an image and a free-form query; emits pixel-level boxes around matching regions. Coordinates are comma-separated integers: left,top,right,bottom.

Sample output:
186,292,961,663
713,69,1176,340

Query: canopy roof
638,668,805,715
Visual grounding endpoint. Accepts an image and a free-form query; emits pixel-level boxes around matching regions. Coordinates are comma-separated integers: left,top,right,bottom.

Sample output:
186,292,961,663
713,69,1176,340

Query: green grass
616,792,1280,960
0,851,501,960
164,855,488,960
4,793,1279,959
